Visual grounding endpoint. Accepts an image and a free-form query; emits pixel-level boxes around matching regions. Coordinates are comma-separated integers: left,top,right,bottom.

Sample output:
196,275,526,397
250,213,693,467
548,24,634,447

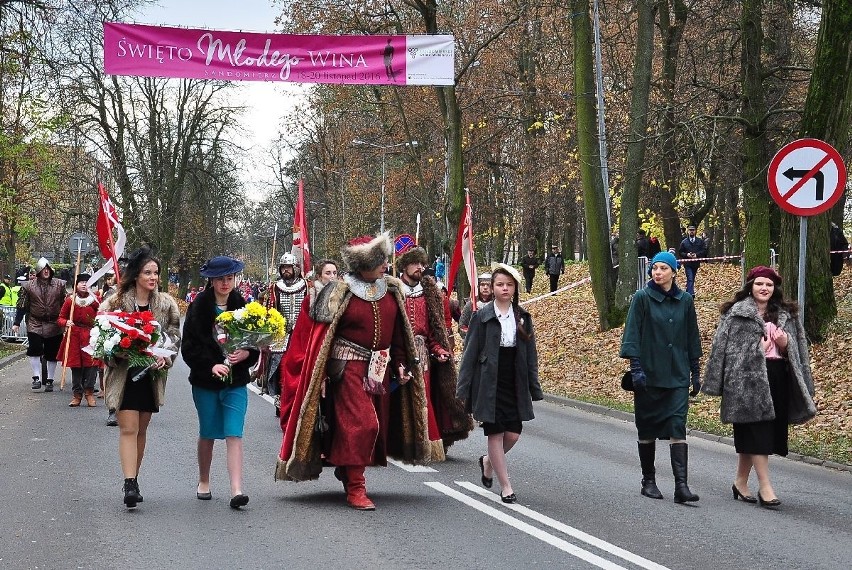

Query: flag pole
60,240,84,391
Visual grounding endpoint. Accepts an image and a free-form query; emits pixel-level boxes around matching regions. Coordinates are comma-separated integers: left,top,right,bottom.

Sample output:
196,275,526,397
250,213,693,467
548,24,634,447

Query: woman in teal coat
620,251,702,503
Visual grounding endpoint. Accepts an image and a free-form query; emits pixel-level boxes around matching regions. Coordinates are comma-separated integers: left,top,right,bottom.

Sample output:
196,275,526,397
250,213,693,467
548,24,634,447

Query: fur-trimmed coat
102,290,181,411
275,275,435,482
702,296,816,425
411,276,473,445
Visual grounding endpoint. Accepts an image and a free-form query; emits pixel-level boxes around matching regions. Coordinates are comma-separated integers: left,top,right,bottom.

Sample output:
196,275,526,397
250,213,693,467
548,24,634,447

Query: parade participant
520,249,539,294
277,259,339,430
458,273,493,341
457,264,542,504
182,256,259,509
262,252,308,415
702,266,816,507
678,225,707,297
57,273,100,407
396,245,472,451
275,234,434,511
0,274,11,305
12,257,67,392
102,247,181,509
620,251,702,503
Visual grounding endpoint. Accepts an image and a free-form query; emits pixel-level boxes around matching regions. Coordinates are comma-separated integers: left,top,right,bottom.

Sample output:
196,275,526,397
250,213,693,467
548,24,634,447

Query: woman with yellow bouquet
182,256,281,509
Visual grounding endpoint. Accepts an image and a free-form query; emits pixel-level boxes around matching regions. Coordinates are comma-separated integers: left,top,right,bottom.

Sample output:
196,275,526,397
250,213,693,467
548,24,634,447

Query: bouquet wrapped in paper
84,311,177,381
214,301,286,383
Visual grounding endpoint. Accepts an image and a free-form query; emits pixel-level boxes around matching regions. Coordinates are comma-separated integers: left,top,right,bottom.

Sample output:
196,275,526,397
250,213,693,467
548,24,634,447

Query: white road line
247,382,276,405
456,481,670,570
426,482,628,570
387,458,438,472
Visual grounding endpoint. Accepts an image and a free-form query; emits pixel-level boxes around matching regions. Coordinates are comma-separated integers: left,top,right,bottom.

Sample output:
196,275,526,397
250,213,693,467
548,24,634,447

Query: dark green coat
620,285,702,388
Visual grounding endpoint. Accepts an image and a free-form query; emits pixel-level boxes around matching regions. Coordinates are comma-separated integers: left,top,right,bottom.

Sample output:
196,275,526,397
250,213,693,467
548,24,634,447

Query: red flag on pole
447,190,478,310
291,180,311,274
88,183,126,290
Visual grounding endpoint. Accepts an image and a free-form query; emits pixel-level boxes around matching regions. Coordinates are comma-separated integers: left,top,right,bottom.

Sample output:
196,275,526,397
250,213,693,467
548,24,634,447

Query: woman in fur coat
702,266,816,507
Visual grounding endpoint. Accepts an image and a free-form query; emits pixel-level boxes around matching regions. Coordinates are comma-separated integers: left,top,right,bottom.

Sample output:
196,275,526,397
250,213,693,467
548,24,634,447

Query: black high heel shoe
757,492,781,507
230,494,249,509
732,484,757,504
478,456,493,489
501,493,517,504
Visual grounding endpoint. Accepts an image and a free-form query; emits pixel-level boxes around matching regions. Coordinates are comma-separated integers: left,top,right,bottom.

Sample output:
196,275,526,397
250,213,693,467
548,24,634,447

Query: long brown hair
720,278,799,324
114,246,161,308
491,267,530,341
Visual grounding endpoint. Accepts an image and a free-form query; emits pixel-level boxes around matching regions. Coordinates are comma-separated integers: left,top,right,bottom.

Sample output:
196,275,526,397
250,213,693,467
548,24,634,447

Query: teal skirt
634,386,688,440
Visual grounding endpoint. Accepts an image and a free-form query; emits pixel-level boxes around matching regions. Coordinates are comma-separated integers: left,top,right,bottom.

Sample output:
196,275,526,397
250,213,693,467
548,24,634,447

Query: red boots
342,466,375,511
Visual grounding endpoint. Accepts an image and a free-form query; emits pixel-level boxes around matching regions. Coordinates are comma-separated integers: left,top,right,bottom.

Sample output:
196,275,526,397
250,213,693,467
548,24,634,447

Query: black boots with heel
670,443,699,503
123,478,141,508
638,442,663,499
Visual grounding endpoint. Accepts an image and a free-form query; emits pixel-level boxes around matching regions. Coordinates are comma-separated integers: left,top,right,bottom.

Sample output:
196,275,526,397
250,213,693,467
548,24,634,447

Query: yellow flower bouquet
214,301,286,382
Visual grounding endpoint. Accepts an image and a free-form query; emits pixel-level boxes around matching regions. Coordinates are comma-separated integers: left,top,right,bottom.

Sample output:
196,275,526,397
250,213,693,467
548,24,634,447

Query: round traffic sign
67,232,94,255
767,138,846,216
394,234,416,254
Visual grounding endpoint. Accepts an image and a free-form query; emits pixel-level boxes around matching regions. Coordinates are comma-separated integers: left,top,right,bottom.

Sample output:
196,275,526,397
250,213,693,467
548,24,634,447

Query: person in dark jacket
702,266,816,507
457,264,542,504
635,229,650,259
520,249,539,294
182,256,259,509
829,222,848,276
543,245,565,293
678,225,707,296
620,251,702,503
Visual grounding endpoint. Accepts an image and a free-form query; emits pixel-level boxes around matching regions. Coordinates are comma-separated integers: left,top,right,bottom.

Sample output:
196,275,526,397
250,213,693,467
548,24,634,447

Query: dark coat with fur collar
702,296,816,424
181,288,259,390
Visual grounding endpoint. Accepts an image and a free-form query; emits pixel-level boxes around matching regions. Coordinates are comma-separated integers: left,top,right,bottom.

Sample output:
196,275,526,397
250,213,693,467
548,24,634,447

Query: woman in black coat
182,256,259,509
457,264,542,503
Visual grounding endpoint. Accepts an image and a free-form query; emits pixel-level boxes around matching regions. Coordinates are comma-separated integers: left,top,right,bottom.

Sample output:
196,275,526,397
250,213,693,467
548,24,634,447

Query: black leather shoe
479,456,493,489
196,489,212,500
133,479,143,502
123,478,140,509
501,493,517,504
758,492,781,507
732,484,757,503
31,377,41,390
43,381,54,393
229,494,249,509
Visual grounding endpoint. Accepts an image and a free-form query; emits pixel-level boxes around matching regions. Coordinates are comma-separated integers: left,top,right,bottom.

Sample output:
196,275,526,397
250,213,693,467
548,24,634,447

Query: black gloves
690,358,701,396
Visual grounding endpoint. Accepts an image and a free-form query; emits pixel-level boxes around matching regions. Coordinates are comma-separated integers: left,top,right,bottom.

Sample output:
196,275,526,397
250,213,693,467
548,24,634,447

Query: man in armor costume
396,244,472,451
261,253,307,414
275,234,439,510
12,257,67,392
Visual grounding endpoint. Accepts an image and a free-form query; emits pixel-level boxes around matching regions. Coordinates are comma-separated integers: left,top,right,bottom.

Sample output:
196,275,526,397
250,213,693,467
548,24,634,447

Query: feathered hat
395,242,428,273
341,233,393,273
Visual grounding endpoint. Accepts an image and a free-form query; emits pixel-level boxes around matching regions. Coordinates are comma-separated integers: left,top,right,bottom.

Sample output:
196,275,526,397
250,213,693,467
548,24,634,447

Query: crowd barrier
0,305,27,344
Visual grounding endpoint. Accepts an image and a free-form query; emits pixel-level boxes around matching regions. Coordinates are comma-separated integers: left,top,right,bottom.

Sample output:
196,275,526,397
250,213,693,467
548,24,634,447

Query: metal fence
0,305,27,344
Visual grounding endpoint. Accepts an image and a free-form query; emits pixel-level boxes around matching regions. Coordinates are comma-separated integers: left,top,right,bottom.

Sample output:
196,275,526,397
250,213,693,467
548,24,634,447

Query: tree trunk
740,0,772,270
780,0,851,340
615,0,655,319
571,0,616,330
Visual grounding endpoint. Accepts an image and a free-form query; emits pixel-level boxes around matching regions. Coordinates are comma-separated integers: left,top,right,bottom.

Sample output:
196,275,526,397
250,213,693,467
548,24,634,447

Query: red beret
746,265,781,284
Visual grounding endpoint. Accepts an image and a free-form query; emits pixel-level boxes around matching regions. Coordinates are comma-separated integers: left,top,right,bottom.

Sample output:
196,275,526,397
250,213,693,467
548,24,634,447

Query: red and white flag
87,183,126,290
447,190,478,310
291,179,311,274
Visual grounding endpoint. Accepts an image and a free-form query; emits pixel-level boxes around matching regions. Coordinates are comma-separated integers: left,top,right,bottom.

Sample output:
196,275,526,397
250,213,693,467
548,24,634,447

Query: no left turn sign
767,138,847,216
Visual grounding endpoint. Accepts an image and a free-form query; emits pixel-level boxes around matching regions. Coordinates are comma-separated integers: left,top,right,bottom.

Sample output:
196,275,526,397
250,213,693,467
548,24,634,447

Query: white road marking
387,458,438,472
247,382,275,405
457,481,670,570
426,482,629,570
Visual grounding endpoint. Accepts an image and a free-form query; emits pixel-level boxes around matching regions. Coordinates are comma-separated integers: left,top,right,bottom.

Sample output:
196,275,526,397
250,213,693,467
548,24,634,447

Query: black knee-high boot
670,443,699,503
638,442,663,499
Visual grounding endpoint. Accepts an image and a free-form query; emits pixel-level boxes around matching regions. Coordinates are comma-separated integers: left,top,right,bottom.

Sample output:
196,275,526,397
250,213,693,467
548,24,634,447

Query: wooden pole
59,240,84,391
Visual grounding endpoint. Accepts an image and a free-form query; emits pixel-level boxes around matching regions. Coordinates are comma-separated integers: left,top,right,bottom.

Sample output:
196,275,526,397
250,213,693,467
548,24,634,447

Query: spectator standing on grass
543,244,565,293
520,249,539,294
678,225,707,297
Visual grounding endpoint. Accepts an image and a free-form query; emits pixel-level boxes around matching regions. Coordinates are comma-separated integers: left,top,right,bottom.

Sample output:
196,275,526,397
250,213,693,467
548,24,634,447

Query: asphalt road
1,353,850,570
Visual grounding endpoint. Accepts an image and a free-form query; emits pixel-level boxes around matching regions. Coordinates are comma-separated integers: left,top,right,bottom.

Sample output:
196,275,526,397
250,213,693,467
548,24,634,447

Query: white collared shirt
496,304,517,347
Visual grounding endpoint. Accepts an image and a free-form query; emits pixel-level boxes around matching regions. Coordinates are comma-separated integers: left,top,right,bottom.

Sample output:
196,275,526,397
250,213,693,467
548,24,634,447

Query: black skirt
119,366,159,413
482,347,523,436
733,358,789,456
634,386,688,440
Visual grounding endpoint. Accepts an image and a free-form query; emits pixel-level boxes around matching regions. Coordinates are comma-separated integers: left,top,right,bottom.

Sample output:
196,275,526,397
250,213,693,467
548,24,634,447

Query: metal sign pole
797,216,807,324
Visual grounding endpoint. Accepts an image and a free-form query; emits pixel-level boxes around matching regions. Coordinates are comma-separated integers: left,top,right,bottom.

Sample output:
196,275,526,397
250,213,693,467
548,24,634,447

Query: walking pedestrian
458,273,493,341
702,266,816,507
543,245,565,293
57,273,100,407
102,247,181,509
457,264,542,504
620,251,702,503
678,225,707,296
520,249,539,294
182,256,259,509
12,258,67,392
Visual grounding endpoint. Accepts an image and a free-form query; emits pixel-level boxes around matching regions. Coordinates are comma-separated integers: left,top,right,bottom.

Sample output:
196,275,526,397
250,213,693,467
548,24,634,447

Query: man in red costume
275,234,437,510
396,244,472,452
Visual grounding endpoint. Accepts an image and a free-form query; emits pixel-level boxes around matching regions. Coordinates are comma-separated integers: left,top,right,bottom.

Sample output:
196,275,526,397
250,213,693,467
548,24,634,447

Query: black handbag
620,370,634,392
